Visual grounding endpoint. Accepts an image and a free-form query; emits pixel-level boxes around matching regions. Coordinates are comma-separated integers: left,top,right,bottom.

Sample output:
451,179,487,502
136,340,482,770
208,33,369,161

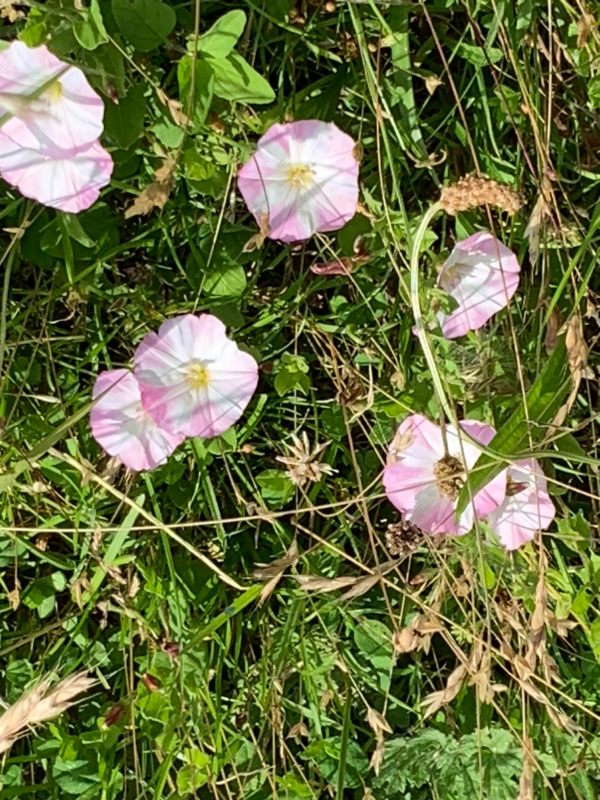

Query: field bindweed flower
383,414,505,536
437,232,520,339
0,41,104,154
486,458,555,550
90,369,184,472
0,137,113,213
238,120,359,242
134,314,259,439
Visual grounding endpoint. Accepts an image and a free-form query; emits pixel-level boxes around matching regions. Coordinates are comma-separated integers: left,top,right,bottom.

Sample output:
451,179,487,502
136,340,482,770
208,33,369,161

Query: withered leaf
125,157,176,219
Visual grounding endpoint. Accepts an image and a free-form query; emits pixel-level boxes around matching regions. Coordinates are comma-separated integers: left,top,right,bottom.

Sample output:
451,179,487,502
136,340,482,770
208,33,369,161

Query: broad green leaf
203,262,247,298
274,354,311,397
210,52,275,104
588,74,600,108
198,9,246,58
458,41,504,67
52,757,100,795
152,120,184,148
104,83,146,148
177,56,214,126
73,0,108,50
588,617,600,662
302,738,369,790
111,0,176,52
256,469,295,507
456,336,570,516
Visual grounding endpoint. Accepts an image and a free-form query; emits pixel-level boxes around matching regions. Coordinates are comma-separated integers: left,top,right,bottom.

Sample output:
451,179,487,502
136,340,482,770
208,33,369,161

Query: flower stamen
286,163,315,189
44,80,63,103
185,362,210,390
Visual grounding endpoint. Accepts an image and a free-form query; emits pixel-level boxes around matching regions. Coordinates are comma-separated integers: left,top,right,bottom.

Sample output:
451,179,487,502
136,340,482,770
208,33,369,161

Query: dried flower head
385,520,424,557
439,176,522,216
0,1,25,22
276,432,336,487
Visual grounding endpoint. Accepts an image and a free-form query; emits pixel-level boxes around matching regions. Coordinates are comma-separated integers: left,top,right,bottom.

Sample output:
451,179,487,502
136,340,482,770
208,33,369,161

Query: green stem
409,201,456,423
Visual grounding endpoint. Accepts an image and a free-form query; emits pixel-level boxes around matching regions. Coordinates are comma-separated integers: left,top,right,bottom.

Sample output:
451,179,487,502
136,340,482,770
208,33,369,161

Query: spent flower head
276,432,336,487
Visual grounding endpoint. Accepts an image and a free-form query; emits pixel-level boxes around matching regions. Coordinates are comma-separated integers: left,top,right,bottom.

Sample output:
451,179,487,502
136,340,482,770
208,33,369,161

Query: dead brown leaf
125,157,176,219
544,307,561,353
422,663,468,719
253,540,298,606
517,736,535,800
339,573,380,601
392,625,418,654
425,75,442,95
524,187,552,268
243,213,270,252
309,255,368,276
577,12,596,48
156,88,190,127
7,582,20,611
552,311,590,426
295,575,357,593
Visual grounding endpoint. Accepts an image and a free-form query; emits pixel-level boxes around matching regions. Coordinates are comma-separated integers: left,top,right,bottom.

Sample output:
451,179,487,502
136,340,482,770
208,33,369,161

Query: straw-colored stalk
0,671,95,754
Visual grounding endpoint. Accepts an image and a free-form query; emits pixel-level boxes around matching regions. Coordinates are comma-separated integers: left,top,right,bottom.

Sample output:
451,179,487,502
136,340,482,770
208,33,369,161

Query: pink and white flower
437,232,520,339
0,42,105,155
238,120,359,242
0,136,113,213
486,458,555,550
383,414,506,536
90,369,184,472
134,314,259,439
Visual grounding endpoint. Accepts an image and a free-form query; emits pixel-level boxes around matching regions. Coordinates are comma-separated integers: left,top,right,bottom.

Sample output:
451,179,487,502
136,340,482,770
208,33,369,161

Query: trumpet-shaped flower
0,135,113,213
90,369,184,472
238,120,359,242
134,314,259,439
383,414,505,536
437,232,520,339
486,459,555,550
0,42,105,155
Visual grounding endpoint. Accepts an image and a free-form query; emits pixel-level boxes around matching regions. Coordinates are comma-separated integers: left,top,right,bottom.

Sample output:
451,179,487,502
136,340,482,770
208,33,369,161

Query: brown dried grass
0,671,95,754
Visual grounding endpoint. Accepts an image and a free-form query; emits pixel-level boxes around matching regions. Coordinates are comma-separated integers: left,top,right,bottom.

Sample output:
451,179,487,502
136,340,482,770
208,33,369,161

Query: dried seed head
433,455,465,500
385,519,424,557
276,433,336,487
439,175,522,216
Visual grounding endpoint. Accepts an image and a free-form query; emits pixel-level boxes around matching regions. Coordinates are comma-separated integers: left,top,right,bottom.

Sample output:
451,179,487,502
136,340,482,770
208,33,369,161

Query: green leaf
203,263,247,299
274,354,311,397
111,0,176,52
302,738,369,790
256,469,295,507
104,83,146,148
456,337,570,516
177,748,210,793
73,0,108,50
353,618,394,676
199,9,246,58
177,56,215,126
209,52,275,104
23,577,57,619
52,757,100,795
458,42,504,67
152,120,184,148
588,75,600,108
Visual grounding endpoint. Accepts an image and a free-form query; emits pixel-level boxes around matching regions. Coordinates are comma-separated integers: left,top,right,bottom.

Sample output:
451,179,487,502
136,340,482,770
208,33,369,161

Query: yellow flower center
44,80,63,103
185,363,210,390
286,163,315,189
